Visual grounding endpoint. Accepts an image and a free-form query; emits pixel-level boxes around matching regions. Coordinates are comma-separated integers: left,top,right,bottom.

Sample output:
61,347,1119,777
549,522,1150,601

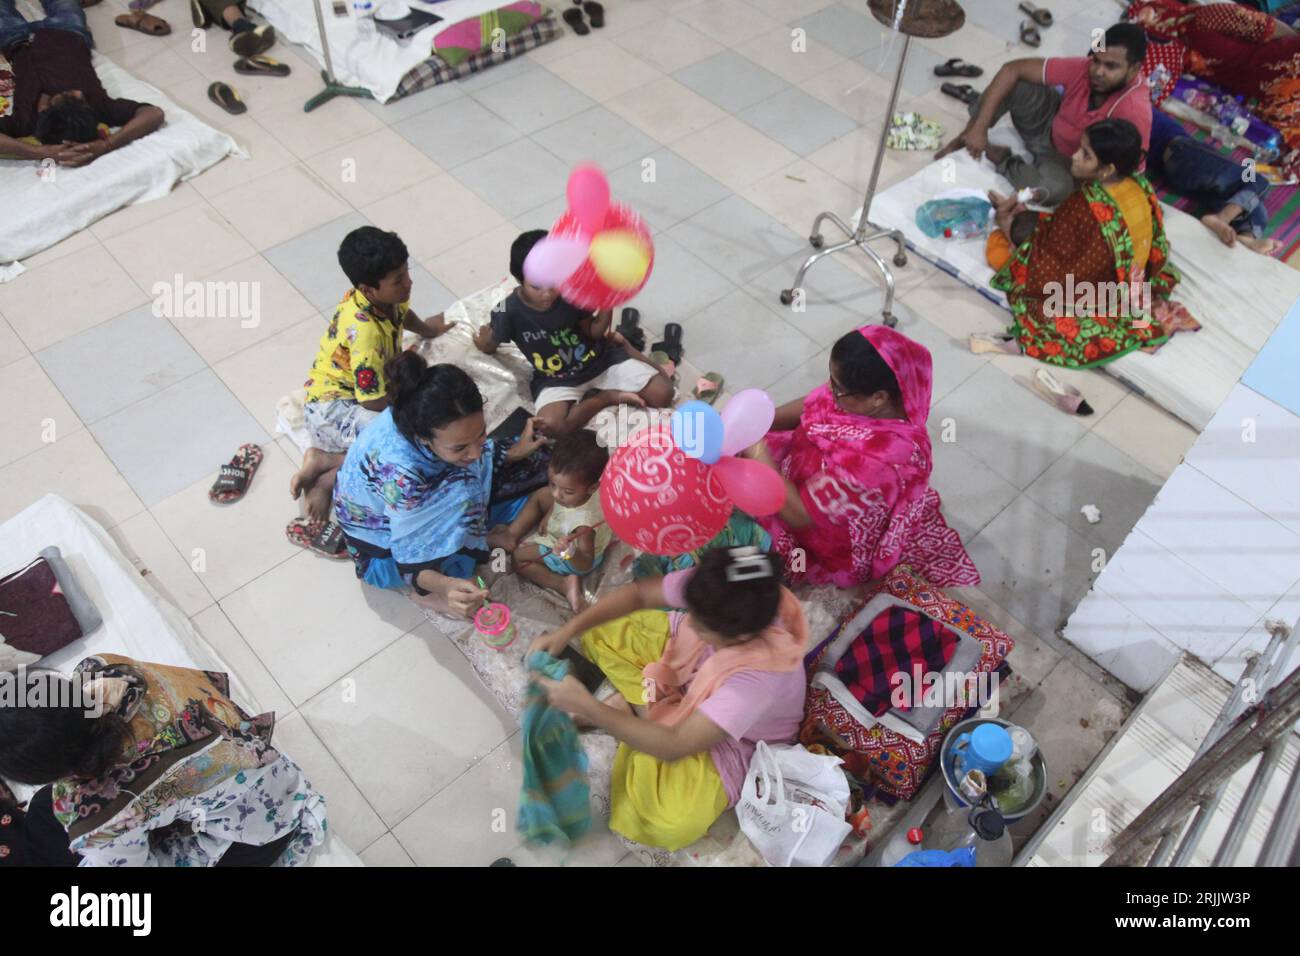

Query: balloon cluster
522,164,654,311
600,390,785,556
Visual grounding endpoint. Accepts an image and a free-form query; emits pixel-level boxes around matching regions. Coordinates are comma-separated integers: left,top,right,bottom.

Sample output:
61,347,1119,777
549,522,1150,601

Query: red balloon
551,203,654,311
600,424,732,556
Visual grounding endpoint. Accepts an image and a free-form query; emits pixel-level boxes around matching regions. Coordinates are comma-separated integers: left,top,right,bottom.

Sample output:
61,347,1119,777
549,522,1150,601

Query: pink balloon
567,164,611,235
522,237,590,288
712,455,786,517
719,389,776,457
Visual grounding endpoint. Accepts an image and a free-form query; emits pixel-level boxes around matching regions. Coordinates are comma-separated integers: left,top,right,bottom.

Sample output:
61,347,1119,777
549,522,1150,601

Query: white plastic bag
736,741,854,867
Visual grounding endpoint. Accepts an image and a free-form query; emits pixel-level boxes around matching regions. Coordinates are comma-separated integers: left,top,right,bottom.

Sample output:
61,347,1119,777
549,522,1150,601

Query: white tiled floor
2,0,1182,864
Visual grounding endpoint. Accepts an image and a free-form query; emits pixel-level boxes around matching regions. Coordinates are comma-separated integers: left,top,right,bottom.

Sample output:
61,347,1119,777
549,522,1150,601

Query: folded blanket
518,650,591,846
433,1,549,67
833,606,959,716
0,556,84,664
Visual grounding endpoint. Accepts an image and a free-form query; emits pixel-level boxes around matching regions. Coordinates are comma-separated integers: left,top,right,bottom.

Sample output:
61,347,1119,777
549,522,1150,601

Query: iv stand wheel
809,235,824,250
779,288,795,306
893,252,908,267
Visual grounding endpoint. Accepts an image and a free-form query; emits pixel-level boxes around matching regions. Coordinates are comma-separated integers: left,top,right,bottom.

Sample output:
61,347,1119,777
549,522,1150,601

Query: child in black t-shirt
473,230,672,435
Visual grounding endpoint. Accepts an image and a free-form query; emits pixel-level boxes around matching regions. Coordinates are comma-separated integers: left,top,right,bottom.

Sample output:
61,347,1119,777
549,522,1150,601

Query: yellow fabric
582,611,729,850
1104,177,1152,274
985,229,1013,271
532,494,612,560
303,288,409,404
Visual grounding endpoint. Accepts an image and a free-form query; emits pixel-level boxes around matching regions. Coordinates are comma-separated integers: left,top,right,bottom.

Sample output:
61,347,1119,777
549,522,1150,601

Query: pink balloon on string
719,389,777,457
566,164,611,235
522,236,590,288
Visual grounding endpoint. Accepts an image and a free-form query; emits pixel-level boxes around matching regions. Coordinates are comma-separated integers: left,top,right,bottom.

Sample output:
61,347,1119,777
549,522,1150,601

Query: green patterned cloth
518,651,592,846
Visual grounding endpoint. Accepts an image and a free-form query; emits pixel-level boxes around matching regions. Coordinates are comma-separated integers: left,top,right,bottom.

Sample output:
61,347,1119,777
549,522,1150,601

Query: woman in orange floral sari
984,119,1182,370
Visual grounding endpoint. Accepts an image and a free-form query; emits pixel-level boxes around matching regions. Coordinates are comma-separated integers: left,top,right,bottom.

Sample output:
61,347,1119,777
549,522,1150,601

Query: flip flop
582,1,604,27
933,58,983,78
692,372,724,405
1031,368,1093,416
648,349,677,384
940,83,980,106
229,24,276,57
1020,21,1042,47
190,0,212,27
968,332,1020,356
209,443,264,502
208,81,246,116
650,322,683,365
114,11,171,35
616,307,645,353
235,55,291,77
285,517,350,559
1018,3,1053,28
562,7,589,35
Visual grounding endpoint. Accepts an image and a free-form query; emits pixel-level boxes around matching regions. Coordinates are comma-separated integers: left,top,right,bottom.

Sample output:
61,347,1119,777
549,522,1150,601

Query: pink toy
474,603,516,651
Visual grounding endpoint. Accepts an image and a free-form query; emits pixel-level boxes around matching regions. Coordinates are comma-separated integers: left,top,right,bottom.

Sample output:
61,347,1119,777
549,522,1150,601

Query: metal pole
854,34,911,241
1259,751,1300,866
1211,738,1288,866
312,0,338,82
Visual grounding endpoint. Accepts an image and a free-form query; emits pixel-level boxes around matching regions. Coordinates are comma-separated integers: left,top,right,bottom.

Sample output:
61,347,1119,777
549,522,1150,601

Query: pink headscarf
760,325,979,588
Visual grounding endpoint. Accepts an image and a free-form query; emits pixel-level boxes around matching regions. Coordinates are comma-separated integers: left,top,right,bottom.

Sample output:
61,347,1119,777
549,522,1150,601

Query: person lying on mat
332,353,549,619
291,226,453,527
1144,110,1278,255
0,658,326,866
0,0,163,167
473,230,673,436
974,119,1188,371
936,22,1151,206
529,547,807,852
741,326,978,591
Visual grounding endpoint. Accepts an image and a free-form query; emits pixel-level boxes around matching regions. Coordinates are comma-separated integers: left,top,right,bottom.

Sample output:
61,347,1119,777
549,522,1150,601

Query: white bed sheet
253,0,507,103
0,52,243,273
870,150,1300,430
0,494,361,866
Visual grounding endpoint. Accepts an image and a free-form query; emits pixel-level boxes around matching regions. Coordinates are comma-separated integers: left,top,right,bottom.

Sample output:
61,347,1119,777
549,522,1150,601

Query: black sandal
650,322,683,365
940,82,980,106
562,7,589,35
1020,21,1042,47
234,54,291,77
207,81,246,115
934,58,982,78
1018,2,1053,28
582,1,604,28
616,307,645,352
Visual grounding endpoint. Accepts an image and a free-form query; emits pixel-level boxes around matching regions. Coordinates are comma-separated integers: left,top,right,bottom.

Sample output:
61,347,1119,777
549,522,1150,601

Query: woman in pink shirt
531,547,808,851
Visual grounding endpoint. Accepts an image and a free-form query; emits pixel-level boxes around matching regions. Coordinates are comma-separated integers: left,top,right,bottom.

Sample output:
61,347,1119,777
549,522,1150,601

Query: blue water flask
951,723,1013,779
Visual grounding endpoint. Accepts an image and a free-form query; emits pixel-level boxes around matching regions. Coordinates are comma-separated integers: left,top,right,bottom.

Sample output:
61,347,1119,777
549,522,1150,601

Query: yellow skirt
582,611,729,851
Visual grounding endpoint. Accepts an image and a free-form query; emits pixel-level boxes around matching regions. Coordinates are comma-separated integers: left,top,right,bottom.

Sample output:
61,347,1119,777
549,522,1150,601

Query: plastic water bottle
915,197,992,241
925,805,1014,867
353,0,376,39
878,826,926,866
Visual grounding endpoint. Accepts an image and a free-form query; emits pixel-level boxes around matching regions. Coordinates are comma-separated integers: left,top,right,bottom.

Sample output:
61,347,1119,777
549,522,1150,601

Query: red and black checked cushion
832,605,959,716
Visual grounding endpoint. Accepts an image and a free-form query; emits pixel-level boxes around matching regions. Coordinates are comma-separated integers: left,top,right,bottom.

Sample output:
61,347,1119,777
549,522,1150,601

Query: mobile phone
332,1,347,16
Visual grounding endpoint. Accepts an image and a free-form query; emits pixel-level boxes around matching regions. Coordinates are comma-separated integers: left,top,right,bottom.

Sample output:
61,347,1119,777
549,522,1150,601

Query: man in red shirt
0,0,165,167
936,22,1151,205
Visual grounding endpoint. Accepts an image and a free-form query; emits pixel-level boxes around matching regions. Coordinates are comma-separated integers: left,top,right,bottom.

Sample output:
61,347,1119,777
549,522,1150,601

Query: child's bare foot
1238,234,1280,255
564,574,587,613
935,132,965,159
1200,212,1237,246
486,525,518,553
304,479,333,523
289,447,335,500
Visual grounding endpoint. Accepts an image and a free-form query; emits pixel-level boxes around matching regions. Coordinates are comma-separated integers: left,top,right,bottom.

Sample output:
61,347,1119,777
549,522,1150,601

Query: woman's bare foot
290,447,340,500
1200,212,1237,246
304,477,334,523
935,132,966,159
1238,234,1281,255
564,574,588,613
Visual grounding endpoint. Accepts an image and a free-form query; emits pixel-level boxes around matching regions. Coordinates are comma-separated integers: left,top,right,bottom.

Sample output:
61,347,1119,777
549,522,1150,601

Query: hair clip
725,546,772,583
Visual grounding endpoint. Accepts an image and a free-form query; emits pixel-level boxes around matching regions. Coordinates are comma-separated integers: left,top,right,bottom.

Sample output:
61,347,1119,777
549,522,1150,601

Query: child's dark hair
550,429,609,486
830,329,901,401
1010,210,1038,247
338,226,409,290
683,548,782,641
35,98,99,145
1085,118,1146,178
385,352,484,443
1103,21,1147,66
0,671,132,785
510,229,548,283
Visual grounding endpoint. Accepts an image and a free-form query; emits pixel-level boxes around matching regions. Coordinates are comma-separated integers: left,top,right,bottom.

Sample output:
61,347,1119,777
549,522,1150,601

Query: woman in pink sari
745,325,979,589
